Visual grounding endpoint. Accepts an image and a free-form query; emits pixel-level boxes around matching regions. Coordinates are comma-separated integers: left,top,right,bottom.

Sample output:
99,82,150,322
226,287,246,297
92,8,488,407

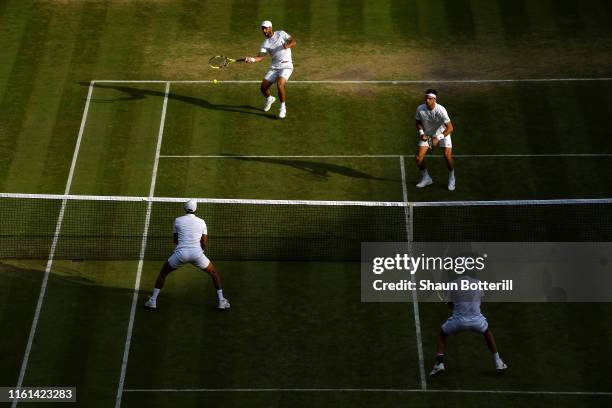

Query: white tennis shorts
168,248,211,270
264,68,293,82
418,134,453,149
441,314,488,335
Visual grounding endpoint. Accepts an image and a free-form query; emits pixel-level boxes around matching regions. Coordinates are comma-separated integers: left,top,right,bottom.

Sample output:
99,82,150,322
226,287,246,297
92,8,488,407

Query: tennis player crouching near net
145,200,230,311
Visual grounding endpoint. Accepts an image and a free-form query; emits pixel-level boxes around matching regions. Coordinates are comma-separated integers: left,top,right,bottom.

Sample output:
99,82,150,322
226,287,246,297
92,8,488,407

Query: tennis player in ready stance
430,274,507,376
415,89,456,191
244,20,296,119
145,200,230,311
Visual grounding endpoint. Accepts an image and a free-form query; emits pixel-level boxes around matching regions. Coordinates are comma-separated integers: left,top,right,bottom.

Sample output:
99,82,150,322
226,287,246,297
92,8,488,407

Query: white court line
122,387,612,396
93,78,612,84
11,81,96,408
160,153,612,159
400,156,426,390
114,81,171,408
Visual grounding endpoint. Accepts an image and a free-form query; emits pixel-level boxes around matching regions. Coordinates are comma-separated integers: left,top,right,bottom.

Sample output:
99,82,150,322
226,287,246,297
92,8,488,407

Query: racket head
209,55,229,69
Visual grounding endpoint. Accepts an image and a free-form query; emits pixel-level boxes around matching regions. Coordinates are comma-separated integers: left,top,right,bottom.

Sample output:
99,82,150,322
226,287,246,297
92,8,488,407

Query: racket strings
209,56,229,68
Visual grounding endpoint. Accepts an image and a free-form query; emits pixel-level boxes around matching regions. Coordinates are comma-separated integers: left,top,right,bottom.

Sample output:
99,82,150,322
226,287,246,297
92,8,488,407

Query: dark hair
425,89,438,96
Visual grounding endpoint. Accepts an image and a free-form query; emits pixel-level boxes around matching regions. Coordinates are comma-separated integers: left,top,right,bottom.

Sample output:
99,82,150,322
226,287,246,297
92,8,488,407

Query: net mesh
0,195,406,261
0,194,610,261
412,201,612,242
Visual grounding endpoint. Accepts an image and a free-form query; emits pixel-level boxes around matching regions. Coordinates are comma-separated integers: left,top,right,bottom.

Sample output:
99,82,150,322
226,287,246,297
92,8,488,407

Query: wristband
418,129,424,136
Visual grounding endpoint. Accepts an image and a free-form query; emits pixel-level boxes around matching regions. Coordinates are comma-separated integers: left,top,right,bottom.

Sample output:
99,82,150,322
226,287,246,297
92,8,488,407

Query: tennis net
0,193,610,261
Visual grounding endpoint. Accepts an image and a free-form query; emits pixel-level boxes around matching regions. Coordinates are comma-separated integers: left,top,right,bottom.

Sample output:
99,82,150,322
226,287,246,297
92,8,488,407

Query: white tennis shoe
429,362,445,376
263,96,276,112
144,297,156,310
448,175,456,191
218,298,231,310
416,175,433,188
279,106,286,119
496,360,508,371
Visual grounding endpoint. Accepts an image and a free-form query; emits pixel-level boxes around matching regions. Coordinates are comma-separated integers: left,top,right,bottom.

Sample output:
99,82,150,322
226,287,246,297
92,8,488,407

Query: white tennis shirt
415,103,451,137
260,30,293,70
448,276,484,318
173,214,207,251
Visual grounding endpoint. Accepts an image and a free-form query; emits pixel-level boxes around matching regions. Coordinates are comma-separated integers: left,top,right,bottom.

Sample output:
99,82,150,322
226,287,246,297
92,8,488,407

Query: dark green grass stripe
230,0,261,35
0,264,44,386
598,0,612,27
37,3,109,194
496,0,530,40
0,0,9,19
414,0,448,38
389,0,418,41
179,0,209,32
284,0,312,42
552,0,583,38
163,86,198,196
0,1,35,96
53,281,100,387
0,4,53,190
568,82,611,152
443,0,475,39
338,0,364,40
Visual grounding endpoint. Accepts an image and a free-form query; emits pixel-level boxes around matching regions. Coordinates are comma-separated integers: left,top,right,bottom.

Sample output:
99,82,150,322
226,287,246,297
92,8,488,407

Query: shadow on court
78,82,276,120
223,154,400,182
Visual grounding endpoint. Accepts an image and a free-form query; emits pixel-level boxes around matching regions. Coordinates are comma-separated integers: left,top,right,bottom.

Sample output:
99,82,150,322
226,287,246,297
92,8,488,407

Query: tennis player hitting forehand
244,20,296,119
145,200,230,311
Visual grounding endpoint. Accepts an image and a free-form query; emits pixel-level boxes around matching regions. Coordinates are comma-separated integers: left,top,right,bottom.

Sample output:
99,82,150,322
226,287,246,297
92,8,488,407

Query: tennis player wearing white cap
415,89,456,191
244,20,296,119
145,200,230,311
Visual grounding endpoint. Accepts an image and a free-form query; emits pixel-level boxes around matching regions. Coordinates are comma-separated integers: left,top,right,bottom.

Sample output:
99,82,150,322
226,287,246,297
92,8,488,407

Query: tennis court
2,1,612,407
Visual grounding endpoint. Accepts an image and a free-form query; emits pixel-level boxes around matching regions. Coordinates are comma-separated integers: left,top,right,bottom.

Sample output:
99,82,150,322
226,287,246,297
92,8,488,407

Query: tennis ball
212,79,219,84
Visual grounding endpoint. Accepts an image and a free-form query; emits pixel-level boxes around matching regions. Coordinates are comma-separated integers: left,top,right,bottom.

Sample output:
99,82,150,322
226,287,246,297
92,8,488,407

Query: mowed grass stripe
0,0,35,100
444,0,476,39
36,3,109,194
419,303,612,392
92,1,162,80
523,0,562,38
284,0,312,43
389,0,418,42
0,262,49,387
0,3,53,191
311,0,341,42
126,262,419,390
469,0,505,44
415,0,448,38
67,83,166,196
3,5,81,193
161,84,200,196
496,0,530,41
21,261,143,407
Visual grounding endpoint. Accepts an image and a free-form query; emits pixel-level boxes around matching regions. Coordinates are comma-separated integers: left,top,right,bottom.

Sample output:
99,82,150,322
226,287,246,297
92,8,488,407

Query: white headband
426,93,437,98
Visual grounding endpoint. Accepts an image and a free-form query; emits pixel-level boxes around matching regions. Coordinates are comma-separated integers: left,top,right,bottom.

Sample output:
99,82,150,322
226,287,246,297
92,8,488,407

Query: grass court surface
1,1,612,407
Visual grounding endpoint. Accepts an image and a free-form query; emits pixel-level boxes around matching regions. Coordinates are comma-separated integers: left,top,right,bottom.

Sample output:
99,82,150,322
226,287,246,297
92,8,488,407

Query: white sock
216,289,225,301
493,352,501,362
421,169,429,177
449,169,455,178
150,288,160,301
280,102,286,109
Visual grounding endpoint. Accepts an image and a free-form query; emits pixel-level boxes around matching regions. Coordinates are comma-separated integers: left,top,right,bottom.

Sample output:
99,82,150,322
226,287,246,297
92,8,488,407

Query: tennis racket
420,134,433,150
208,56,246,69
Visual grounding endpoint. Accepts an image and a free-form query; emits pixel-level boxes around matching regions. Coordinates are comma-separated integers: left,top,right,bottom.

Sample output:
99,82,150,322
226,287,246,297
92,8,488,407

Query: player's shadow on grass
225,155,399,182
79,83,275,120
